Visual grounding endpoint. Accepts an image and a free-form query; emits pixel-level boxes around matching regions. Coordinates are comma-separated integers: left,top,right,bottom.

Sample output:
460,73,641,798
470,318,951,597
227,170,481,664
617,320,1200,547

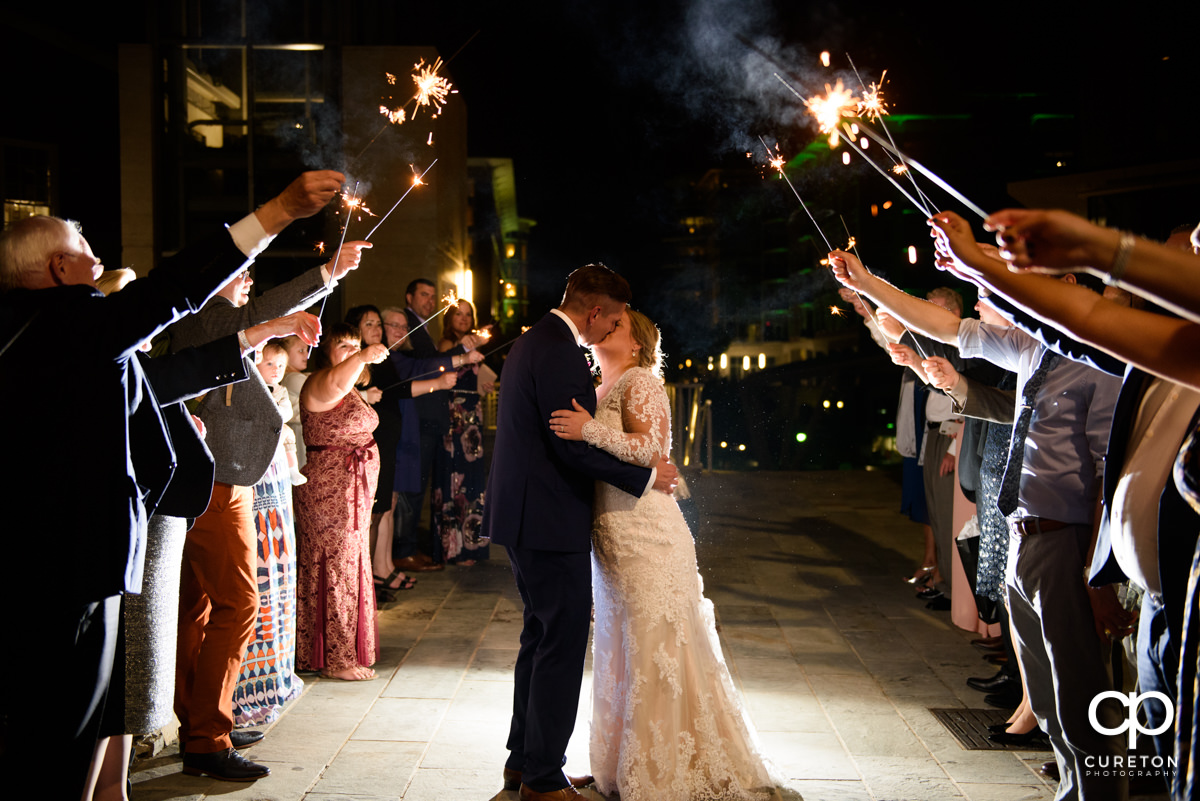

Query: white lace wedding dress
582,367,781,801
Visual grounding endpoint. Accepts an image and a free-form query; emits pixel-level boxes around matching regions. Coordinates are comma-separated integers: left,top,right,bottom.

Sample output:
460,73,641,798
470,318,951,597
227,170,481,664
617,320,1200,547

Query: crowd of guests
831,210,1200,801
8,163,1200,801
0,169,498,798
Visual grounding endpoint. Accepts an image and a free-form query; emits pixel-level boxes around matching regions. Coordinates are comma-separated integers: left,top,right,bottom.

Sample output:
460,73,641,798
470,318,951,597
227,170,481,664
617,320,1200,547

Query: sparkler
856,69,888,121
357,59,457,162
365,159,438,241
845,55,939,217
852,122,988,220
837,214,929,361
838,123,933,217
340,191,376,220
378,57,454,127
309,181,360,356
759,138,833,252
387,290,458,351
804,79,859,147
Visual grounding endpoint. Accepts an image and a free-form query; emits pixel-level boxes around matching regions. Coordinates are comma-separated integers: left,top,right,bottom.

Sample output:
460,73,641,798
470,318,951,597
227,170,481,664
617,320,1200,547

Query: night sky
4,0,1198,293
404,0,1199,296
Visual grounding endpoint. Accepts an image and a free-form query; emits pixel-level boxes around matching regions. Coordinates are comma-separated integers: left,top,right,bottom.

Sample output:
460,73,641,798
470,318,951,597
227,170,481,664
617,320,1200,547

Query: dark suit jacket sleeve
190,266,329,343
986,295,1126,377
955,374,1017,424
140,334,248,404
533,335,652,496
95,234,253,360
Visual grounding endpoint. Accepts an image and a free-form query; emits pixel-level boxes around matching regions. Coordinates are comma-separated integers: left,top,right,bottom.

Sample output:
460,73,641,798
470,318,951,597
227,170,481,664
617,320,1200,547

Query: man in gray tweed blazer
169,219,371,781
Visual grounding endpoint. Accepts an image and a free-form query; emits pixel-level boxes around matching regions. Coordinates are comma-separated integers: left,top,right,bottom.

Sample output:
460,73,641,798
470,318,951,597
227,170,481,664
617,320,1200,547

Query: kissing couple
482,264,782,801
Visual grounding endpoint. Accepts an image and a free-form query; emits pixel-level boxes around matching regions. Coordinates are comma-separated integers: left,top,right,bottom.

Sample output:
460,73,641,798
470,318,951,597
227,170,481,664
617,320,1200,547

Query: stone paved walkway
131,470,1086,801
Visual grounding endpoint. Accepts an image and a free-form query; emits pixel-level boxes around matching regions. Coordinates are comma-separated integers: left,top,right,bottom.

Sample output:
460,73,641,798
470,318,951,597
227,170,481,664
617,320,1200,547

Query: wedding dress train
583,367,781,801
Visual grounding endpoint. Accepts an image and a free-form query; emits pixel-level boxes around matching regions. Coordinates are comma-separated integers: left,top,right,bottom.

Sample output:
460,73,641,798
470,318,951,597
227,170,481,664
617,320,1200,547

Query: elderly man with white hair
0,170,344,800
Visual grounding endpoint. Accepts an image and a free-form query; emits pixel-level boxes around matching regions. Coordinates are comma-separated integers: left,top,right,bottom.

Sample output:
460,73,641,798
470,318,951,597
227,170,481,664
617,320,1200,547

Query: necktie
997,349,1059,516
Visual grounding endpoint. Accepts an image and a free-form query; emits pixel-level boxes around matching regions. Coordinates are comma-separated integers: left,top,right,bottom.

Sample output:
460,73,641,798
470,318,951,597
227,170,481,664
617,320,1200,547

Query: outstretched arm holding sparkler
827,249,963,345
930,210,1200,392
254,170,348,235
981,209,1200,324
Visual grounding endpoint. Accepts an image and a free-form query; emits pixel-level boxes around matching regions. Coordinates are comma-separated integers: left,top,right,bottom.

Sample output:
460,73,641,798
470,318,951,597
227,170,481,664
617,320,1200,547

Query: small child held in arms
257,340,306,486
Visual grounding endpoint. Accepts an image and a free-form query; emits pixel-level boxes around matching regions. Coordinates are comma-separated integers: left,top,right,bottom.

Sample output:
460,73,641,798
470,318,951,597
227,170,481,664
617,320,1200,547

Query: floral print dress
432,364,489,563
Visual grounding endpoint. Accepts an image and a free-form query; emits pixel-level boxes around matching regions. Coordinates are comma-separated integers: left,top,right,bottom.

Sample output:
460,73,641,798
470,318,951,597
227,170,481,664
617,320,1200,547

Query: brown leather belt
1010,517,1071,537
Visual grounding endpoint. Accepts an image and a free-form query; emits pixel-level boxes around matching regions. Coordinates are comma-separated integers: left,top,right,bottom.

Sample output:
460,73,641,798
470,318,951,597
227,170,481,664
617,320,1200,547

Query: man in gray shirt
830,250,1126,801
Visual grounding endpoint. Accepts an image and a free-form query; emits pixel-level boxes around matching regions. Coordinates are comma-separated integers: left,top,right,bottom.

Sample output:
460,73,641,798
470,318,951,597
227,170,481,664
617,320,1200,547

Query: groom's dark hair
561,263,632,312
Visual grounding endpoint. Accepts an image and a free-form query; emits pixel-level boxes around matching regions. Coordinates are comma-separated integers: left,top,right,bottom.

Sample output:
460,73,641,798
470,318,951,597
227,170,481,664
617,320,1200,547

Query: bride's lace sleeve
580,368,671,468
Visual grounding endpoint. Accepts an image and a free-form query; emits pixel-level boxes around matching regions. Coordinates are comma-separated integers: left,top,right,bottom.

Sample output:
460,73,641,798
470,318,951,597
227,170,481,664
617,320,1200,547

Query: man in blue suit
483,264,677,801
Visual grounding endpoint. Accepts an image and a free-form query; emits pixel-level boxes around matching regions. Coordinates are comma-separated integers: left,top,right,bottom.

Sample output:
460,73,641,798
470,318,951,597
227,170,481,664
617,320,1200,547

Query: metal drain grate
929,708,1051,751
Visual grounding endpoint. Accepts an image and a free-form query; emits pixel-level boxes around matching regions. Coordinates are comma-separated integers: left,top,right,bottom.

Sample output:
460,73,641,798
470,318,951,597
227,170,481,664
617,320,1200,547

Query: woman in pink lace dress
294,324,390,681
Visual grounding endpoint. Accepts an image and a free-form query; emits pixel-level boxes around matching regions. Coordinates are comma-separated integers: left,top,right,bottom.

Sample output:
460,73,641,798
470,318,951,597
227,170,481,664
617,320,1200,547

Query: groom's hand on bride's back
653,456,678,494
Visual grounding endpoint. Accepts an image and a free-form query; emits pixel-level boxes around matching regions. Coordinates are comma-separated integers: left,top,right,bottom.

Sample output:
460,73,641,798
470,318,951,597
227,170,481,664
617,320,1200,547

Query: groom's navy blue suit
482,310,650,793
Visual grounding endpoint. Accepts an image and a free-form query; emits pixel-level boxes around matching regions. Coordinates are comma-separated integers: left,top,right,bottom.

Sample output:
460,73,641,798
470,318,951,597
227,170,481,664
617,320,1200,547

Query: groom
483,263,678,801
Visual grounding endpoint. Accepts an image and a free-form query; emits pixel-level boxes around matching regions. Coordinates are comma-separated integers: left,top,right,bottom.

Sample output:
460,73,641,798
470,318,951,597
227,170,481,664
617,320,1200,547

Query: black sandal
374,569,416,591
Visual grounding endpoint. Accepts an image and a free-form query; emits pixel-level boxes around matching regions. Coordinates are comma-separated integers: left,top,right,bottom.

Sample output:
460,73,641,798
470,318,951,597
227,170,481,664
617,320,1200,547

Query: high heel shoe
904,565,936,586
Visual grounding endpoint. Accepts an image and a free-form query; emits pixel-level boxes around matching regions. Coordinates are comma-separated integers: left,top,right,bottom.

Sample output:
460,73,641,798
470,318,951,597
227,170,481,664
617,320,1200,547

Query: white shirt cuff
227,214,276,260
642,466,657,496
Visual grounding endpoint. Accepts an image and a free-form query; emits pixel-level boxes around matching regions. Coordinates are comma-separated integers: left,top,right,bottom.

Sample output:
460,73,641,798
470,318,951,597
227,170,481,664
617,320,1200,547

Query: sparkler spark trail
340,191,376,219
845,55,937,216
759,138,833,252
315,241,325,255
830,305,845,317
412,57,452,117
365,159,438,241
856,70,888,120
805,80,859,140
378,57,454,126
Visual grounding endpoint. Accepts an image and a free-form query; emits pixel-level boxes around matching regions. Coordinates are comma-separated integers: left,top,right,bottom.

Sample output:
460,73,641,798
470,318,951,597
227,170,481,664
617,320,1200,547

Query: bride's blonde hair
626,309,664,379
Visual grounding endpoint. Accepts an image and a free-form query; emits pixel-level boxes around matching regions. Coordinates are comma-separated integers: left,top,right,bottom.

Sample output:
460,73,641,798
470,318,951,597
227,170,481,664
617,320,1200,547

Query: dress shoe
967,672,1018,694
394,555,443,572
988,728,1050,748
985,690,1022,710
503,768,593,792
1039,760,1060,781
925,596,951,611
182,747,270,781
916,587,943,600
229,729,264,749
971,636,1002,651
519,783,586,801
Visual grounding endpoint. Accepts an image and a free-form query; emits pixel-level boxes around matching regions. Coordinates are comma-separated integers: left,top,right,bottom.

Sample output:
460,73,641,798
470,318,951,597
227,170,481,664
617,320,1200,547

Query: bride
550,309,780,801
